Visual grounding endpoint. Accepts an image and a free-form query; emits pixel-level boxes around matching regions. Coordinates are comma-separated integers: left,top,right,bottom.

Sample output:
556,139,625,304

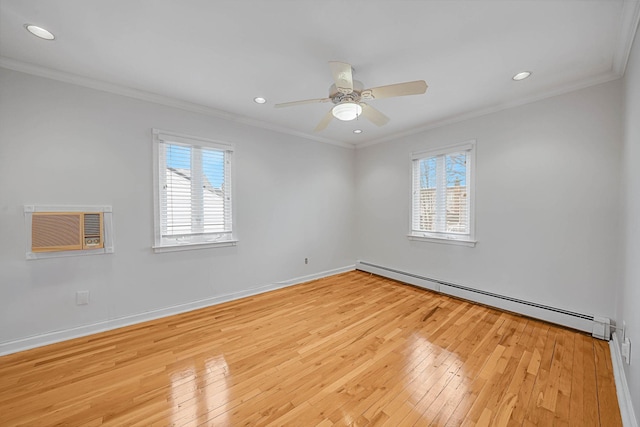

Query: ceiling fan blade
360,103,390,127
275,98,331,108
361,80,428,100
314,108,334,132
329,61,354,95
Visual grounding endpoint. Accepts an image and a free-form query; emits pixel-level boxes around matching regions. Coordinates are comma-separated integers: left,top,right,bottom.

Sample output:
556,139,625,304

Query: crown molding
0,56,355,150
0,54,624,151
357,1,640,149
613,0,640,76
4,1,638,155
356,70,622,149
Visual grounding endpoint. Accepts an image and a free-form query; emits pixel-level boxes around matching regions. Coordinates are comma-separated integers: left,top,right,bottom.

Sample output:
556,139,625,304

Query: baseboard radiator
356,261,611,340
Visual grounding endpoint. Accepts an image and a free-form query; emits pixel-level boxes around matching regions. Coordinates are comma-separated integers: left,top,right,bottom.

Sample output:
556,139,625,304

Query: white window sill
407,234,477,247
26,247,114,260
153,240,238,253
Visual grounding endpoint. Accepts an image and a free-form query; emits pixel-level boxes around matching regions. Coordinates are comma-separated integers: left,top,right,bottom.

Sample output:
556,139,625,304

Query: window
152,129,235,252
409,141,476,246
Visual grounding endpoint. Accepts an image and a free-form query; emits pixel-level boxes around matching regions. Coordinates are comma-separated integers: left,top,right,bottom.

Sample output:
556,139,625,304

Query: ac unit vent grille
32,214,82,249
84,214,101,237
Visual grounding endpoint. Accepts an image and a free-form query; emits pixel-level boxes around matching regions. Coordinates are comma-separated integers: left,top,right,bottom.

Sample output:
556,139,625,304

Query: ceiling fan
275,61,428,132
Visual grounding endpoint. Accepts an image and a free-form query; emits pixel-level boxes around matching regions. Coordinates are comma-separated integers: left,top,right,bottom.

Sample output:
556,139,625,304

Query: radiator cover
356,261,610,340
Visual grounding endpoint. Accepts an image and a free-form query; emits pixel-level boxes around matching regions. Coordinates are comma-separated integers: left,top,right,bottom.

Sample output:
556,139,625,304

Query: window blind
158,140,233,243
412,150,470,236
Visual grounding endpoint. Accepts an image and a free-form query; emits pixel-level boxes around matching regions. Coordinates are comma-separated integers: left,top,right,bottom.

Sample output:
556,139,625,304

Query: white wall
0,59,635,417
620,23,640,420
0,69,356,351
0,50,636,416
355,80,623,320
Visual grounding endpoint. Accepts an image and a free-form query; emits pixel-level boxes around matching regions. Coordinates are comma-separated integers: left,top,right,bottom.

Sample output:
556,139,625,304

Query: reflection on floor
0,270,622,426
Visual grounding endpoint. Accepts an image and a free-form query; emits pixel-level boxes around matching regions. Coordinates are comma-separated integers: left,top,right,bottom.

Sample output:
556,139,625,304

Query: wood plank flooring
0,271,622,426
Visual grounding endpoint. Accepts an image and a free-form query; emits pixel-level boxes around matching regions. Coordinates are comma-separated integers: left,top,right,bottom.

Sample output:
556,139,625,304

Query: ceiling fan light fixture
332,102,362,121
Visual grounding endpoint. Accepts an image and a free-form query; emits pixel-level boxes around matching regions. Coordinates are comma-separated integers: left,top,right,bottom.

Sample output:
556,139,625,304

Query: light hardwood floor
0,271,622,426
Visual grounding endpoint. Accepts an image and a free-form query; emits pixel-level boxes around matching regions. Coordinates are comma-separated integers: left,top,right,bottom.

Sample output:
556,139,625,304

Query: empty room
1,1,640,425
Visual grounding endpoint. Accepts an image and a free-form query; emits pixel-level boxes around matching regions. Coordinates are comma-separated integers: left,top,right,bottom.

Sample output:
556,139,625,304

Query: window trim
408,140,477,247
152,129,237,253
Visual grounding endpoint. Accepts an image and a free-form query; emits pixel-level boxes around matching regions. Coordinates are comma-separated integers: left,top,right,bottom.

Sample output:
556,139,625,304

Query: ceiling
1,1,639,147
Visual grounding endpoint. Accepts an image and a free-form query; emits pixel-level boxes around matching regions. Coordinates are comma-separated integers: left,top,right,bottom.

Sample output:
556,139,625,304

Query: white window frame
408,140,477,247
152,129,237,253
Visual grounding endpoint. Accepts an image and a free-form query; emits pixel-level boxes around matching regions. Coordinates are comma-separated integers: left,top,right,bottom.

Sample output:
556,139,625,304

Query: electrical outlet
622,337,631,364
304,258,309,264
76,290,90,305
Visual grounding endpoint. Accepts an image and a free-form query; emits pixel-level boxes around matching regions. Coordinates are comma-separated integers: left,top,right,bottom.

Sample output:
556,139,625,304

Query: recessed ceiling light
353,129,363,134
512,71,532,81
25,24,55,40
253,97,266,104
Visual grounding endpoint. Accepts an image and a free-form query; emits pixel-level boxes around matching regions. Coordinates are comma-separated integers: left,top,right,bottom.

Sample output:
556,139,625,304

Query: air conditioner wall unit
31,212,104,252
24,205,113,259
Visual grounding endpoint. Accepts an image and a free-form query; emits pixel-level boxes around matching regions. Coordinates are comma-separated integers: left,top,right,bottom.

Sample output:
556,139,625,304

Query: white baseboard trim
0,264,355,356
356,260,597,334
611,332,639,427
270,265,355,287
